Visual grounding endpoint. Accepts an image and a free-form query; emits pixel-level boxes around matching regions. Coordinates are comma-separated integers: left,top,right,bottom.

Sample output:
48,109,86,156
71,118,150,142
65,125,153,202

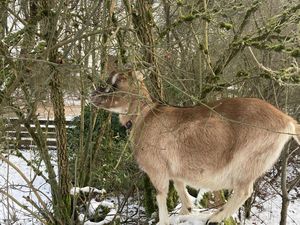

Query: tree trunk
280,144,290,225
0,0,7,39
132,0,163,101
42,0,71,223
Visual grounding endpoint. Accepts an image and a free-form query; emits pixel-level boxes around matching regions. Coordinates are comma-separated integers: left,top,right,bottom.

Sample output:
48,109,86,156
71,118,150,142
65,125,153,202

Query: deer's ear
107,71,122,85
110,72,120,85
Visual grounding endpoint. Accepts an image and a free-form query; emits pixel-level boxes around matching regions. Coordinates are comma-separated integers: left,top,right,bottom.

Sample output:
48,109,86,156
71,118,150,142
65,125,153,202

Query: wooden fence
2,118,74,150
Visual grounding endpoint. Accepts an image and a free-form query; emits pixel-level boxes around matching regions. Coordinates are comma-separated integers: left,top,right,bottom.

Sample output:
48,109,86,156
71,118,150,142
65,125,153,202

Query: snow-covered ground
244,188,300,225
0,150,54,224
0,150,299,225
167,189,300,225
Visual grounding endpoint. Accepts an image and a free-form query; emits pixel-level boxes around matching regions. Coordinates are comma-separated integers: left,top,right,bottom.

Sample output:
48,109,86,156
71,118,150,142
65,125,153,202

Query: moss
291,48,300,58
274,27,281,33
198,190,238,224
224,216,237,225
219,22,233,30
267,44,284,52
167,182,179,211
91,205,111,222
285,47,293,52
199,192,212,208
202,14,212,22
198,43,204,50
212,8,220,13
260,73,271,79
180,15,196,22
291,75,300,83
252,0,260,5
143,175,156,216
209,76,221,83
236,71,249,77
176,0,184,6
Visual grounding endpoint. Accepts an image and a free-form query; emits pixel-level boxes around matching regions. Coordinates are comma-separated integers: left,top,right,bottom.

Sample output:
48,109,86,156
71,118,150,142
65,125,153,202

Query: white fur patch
107,106,127,114
111,73,119,85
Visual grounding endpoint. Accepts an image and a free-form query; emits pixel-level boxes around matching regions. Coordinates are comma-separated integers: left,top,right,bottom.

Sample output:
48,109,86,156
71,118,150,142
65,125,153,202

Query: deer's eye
94,82,118,95
96,87,107,93
100,84,118,93
112,83,118,90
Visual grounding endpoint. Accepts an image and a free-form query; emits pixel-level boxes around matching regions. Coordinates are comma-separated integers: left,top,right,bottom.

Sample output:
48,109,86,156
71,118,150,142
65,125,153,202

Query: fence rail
2,118,74,150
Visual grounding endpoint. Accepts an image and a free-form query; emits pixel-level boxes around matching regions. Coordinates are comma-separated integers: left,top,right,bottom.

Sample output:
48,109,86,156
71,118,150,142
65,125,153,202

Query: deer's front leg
148,173,170,225
156,190,169,225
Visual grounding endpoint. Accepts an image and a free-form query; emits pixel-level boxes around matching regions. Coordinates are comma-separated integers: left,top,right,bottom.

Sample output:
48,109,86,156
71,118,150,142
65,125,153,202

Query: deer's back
132,98,294,188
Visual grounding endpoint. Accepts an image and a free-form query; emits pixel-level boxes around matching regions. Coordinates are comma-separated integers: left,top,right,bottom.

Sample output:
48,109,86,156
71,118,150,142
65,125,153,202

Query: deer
90,70,300,225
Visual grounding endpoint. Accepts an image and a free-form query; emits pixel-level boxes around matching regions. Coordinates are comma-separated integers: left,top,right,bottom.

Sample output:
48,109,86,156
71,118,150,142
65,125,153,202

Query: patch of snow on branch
70,186,106,195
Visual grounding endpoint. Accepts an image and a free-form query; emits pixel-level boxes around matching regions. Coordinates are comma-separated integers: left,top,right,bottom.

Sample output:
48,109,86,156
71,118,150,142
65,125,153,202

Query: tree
0,0,299,224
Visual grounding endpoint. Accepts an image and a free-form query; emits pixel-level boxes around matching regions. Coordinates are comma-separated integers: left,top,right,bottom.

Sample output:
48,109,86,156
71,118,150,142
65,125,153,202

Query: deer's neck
119,100,154,129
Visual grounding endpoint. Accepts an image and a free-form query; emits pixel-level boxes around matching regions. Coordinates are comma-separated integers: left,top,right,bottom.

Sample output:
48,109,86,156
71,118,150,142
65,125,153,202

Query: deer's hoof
179,207,192,215
205,220,219,225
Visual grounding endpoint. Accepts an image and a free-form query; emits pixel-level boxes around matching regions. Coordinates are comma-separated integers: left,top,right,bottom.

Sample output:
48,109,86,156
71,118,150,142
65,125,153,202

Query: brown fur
91,71,300,225
295,124,300,144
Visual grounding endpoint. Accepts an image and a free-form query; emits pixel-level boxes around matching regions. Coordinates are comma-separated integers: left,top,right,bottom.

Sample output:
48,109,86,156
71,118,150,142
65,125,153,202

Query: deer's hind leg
174,180,193,215
206,183,253,225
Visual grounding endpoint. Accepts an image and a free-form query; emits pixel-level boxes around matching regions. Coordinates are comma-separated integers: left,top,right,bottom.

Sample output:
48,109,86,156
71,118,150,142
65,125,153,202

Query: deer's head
90,71,150,114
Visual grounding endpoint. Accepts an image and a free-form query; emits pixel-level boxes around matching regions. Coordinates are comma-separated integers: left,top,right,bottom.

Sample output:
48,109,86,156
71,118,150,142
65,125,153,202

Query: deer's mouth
90,91,129,115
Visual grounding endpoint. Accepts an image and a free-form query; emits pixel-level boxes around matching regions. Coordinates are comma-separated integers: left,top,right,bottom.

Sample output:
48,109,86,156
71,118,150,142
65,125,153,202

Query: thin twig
0,154,55,223
0,190,46,224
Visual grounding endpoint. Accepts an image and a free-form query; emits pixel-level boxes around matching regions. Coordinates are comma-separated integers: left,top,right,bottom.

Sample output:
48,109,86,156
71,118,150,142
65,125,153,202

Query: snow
166,189,300,225
87,199,115,216
70,186,117,224
73,191,144,224
170,213,210,225
80,209,117,225
1,150,300,224
244,189,300,225
0,150,54,224
81,209,117,225
70,186,106,195
98,200,115,209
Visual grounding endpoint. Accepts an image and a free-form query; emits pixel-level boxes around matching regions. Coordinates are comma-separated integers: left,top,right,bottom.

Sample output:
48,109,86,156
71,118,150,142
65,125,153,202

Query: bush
67,106,140,192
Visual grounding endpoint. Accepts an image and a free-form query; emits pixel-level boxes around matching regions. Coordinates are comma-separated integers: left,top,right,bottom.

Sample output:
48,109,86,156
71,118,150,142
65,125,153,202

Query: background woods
0,0,299,225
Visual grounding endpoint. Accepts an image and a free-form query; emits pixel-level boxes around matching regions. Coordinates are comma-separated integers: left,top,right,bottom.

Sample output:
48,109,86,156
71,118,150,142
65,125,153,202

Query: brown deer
90,70,300,225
